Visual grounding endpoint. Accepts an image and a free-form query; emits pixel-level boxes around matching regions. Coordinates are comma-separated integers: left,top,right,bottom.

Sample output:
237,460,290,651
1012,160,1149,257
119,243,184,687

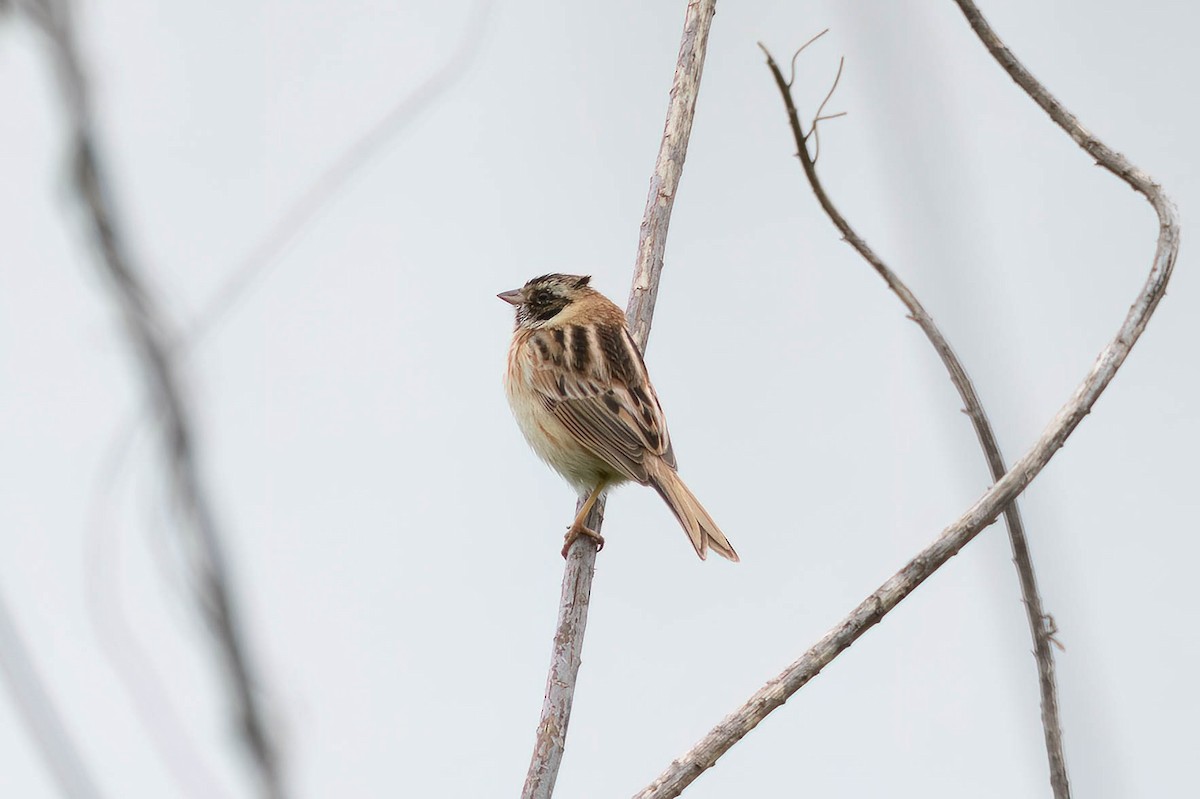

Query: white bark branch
521,2,719,797
760,40,1071,799
623,0,718,350
633,5,1178,797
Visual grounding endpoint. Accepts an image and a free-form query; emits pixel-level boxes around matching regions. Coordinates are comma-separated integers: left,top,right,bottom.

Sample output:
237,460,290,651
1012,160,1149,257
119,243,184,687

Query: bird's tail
648,462,739,562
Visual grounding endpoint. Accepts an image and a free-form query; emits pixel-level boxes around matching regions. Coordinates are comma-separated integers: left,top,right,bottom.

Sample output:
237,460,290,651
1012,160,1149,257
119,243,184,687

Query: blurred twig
0,586,106,799
761,39,1071,798
85,429,236,799
182,0,493,347
520,1,719,797
17,1,285,796
67,1,490,793
634,11,1178,799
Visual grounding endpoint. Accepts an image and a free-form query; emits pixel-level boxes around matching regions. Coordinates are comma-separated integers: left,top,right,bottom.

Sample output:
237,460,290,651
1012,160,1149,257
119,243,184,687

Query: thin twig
787,28,829,89
634,14,1179,799
809,55,844,166
18,2,286,796
0,585,106,799
520,1,719,797
764,38,1071,799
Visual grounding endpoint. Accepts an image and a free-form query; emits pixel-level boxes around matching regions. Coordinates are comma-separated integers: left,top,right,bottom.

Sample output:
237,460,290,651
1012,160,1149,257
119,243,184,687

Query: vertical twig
521,1,719,797
760,41,1071,798
634,10,1178,799
17,2,286,796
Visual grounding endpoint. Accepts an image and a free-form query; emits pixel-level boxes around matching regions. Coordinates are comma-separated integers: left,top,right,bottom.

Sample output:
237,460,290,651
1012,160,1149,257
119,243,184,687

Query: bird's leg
562,483,605,558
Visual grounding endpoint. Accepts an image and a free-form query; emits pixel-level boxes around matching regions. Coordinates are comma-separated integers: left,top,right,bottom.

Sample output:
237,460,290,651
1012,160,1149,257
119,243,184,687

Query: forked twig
634,10,1178,799
763,38,1071,799
809,55,844,165
520,1,719,797
771,38,847,166
17,1,285,796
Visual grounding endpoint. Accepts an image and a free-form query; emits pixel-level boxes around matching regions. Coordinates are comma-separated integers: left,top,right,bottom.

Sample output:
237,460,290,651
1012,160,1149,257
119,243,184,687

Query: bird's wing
526,322,675,484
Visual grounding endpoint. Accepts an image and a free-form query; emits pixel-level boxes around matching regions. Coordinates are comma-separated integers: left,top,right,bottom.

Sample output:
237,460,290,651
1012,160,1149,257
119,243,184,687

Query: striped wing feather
527,323,674,484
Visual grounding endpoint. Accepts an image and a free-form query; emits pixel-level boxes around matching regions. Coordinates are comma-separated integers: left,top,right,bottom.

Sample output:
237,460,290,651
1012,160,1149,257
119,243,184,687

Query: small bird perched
499,273,738,561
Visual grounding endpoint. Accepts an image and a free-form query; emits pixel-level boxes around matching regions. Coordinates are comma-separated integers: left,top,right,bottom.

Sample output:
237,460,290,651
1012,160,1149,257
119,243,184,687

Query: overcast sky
1,1,1196,797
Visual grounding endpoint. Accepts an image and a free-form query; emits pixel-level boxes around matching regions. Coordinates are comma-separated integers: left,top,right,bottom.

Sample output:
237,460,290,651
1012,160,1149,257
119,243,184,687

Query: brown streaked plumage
500,273,738,561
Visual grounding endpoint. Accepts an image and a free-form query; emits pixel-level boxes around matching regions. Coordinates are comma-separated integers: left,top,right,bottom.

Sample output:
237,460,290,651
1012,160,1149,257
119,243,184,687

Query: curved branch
521,1,719,797
761,42,1071,798
634,10,1178,799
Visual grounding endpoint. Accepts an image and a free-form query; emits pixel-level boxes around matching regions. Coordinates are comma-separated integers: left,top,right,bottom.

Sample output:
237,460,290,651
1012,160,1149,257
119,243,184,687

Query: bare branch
18,2,285,796
947,0,1186,781
520,495,604,799
0,585,106,799
623,0,717,350
521,1,719,797
764,37,1072,799
634,14,1179,799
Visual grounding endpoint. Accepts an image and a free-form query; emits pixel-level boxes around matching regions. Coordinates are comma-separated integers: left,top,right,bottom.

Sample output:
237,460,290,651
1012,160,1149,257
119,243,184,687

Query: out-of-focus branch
181,0,493,347
74,5,491,790
0,585,106,799
520,2,719,797
85,436,236,799
17,2,285,797
760,42,1071,798
634,13,1178,799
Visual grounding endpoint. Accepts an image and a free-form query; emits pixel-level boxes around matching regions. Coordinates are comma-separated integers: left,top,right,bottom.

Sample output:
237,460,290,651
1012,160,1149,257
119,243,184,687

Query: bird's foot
562,524,605,558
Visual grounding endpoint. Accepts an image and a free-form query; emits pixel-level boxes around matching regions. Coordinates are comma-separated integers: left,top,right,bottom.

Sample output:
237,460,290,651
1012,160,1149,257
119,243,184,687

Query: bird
499,273,738,561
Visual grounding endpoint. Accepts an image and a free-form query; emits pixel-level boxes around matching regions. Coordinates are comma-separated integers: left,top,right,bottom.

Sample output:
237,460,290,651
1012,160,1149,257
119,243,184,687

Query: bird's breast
504,334,611,492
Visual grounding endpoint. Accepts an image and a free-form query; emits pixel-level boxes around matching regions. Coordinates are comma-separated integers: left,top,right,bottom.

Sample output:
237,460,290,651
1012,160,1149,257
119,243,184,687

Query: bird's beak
497,288,524,306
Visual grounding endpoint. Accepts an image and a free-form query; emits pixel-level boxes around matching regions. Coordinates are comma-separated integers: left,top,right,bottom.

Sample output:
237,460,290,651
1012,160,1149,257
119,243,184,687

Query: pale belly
505,357,621,494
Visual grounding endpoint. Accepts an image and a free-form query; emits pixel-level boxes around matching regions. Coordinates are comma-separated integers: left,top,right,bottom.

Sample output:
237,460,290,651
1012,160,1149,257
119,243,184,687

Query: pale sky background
1,1,1196,797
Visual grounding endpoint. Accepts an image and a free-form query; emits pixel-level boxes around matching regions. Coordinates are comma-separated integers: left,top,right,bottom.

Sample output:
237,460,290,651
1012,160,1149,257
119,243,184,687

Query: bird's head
498,273,594,329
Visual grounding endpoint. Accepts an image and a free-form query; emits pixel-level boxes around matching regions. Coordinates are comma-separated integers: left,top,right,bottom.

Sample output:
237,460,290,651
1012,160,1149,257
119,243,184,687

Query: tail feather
648,463,739,562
